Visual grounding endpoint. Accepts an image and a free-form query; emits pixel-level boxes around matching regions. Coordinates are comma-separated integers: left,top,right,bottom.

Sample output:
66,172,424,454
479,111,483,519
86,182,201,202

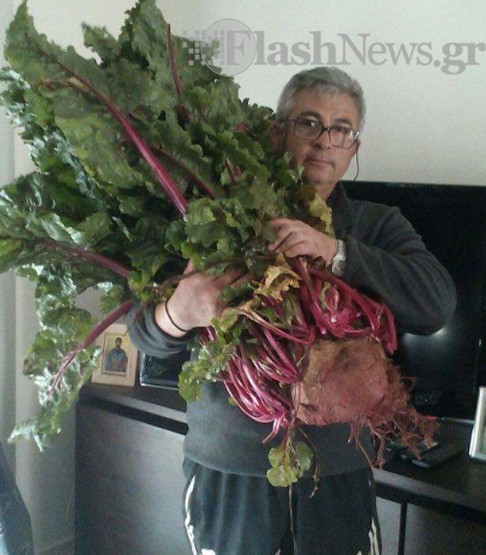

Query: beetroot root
294,335,438,466
295,337,388,426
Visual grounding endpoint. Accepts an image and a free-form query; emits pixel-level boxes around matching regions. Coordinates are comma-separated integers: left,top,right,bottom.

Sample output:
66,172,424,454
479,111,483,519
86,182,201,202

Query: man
104,336,128,374
128,67,456,555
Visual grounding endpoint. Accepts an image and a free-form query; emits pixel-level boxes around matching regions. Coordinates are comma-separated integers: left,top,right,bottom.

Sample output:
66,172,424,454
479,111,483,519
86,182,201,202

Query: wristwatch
331,239,346,276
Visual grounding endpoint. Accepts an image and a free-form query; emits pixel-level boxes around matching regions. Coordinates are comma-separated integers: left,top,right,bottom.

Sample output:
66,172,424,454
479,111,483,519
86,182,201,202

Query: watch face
331,240,346,276
332,259,346,276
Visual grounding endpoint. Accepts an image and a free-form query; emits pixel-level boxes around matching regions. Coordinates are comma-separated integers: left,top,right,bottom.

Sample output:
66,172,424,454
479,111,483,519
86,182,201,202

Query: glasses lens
292,119,357,148
293,118,321,140
330,126,355,148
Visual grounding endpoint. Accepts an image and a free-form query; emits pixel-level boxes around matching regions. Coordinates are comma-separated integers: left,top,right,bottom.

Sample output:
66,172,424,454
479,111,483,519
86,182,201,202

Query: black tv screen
343,181,486,420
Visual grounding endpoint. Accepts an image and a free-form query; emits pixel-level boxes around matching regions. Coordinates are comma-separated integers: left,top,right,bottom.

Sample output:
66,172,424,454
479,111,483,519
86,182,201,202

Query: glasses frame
288,117,360,149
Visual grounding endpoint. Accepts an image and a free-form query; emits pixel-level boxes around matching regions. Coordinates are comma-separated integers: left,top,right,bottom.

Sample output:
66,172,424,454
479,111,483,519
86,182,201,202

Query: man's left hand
269,218,338,265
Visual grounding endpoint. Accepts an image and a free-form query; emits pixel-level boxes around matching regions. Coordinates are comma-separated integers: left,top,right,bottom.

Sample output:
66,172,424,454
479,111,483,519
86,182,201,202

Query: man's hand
269,218,338,264
155,260,248,337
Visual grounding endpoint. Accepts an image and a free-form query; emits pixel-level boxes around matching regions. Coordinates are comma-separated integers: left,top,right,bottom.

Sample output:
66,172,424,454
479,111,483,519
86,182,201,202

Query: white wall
22,0,482,186
161,0,486,185
1,0,485,554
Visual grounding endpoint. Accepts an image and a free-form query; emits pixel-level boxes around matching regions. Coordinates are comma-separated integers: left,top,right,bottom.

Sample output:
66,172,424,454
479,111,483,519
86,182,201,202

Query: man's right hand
154,260,247,337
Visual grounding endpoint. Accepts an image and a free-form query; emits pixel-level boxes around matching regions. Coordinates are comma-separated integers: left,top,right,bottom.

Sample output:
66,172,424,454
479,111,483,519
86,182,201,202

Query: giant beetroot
0,1,436,483
203,259,438,485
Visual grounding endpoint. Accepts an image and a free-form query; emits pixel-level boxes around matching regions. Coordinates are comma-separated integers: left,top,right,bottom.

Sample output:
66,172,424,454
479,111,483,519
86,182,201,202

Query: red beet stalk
212,260,398,442
37,44,188,215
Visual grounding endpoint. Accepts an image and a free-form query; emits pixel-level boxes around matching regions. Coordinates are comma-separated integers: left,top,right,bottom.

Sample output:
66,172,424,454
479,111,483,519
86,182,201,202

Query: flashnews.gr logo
183,19,257,76
182,18,485,76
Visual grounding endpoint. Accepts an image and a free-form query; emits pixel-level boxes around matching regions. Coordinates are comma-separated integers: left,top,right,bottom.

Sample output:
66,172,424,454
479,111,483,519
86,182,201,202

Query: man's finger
215,268,246,286
184,259,195,274
270,217,293,229
231,272,252,288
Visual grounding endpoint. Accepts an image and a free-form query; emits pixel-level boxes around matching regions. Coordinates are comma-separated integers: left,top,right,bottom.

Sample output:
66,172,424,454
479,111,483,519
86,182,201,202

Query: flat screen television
343,181,486,420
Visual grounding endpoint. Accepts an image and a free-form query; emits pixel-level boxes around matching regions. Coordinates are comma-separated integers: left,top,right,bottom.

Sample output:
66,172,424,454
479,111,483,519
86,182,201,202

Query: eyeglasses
288,117,360,149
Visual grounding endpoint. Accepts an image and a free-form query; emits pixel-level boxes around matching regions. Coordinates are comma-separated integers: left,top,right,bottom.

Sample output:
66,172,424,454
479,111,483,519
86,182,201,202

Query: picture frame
91,323,138,387
469,387,486,462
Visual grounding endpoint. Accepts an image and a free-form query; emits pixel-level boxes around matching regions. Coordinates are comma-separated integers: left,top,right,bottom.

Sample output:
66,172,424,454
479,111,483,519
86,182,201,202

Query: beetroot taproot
295,337,388,425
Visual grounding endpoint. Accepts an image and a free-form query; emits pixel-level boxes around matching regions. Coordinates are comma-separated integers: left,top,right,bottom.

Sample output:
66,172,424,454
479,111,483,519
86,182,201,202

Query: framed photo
469,387,486,462
91,323,137,386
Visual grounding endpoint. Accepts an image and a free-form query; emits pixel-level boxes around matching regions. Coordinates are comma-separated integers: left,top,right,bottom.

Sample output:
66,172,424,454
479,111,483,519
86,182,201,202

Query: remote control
398,441,438,462
411,443,462,468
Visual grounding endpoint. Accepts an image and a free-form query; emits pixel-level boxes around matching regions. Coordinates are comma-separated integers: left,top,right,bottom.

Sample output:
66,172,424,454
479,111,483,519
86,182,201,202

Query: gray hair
276,67,366,129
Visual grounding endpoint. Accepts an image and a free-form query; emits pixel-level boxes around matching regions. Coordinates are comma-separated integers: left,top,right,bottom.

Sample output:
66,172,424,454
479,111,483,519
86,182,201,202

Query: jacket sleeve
342,204,457,335
126,302,194,368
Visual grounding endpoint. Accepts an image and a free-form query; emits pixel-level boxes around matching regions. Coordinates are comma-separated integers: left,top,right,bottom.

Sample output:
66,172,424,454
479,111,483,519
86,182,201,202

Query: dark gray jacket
128,184,457,477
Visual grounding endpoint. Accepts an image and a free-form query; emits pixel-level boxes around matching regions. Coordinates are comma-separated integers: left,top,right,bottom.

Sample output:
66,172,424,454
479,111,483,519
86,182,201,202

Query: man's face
274,89,360,200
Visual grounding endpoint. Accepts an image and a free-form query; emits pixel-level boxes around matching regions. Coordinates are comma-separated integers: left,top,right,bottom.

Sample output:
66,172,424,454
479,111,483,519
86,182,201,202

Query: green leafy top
0,0,333,479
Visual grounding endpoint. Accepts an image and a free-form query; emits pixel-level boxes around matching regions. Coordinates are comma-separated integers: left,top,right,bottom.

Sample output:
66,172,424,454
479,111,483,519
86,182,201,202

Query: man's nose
313,128,332,148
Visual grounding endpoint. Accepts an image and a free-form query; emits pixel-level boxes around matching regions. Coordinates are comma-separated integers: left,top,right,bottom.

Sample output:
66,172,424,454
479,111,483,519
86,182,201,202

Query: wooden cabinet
75,389,190,555
377,498,486,555
76,385,486,555
374,420,486,555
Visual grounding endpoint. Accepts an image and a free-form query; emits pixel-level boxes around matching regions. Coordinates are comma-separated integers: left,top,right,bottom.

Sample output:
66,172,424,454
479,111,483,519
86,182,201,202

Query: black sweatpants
182,459,381,555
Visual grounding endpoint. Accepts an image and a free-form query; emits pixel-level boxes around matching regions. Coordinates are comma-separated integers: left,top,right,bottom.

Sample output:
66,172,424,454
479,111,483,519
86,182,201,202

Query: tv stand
75,384,486,555
374,418,486,554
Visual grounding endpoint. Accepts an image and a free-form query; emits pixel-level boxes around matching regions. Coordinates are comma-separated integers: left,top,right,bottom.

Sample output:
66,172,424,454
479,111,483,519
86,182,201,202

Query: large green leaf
0,1,321,478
